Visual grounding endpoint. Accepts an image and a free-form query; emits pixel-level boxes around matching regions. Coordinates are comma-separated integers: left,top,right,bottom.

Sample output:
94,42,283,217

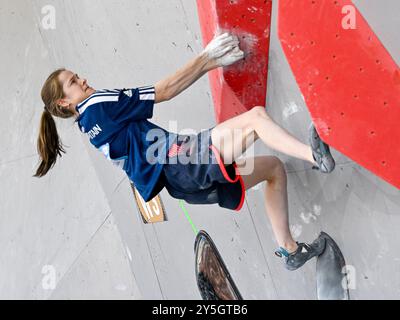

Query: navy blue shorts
161,127,245,211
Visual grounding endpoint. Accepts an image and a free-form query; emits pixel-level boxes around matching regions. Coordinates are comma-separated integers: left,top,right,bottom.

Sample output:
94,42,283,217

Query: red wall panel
278,0,400,189
196,0,273,123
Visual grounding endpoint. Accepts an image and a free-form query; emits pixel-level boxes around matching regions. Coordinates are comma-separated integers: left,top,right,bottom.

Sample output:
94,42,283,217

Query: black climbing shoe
309,124,336,173
275,236,327,271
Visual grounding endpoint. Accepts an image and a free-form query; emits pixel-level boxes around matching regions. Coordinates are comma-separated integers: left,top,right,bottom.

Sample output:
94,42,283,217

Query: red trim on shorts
233,163,245,212
209,145,240,183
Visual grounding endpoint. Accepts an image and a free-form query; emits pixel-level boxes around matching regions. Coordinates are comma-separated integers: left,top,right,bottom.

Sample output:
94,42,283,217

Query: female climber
34,33,334,271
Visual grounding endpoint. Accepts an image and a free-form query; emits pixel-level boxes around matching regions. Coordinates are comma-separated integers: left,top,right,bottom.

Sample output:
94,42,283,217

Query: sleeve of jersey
106,86,155,124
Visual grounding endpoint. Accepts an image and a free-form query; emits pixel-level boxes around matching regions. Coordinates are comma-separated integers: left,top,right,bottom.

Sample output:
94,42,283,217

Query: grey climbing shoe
275,236,327,271
309,124,336,173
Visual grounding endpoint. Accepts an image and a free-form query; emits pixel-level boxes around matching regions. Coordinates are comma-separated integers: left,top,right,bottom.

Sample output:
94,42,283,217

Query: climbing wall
278,0,400,189
196,0,272,123
3,0,400,300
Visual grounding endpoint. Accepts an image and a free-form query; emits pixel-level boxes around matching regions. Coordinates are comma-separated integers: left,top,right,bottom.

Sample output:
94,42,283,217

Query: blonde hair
33,68,76,177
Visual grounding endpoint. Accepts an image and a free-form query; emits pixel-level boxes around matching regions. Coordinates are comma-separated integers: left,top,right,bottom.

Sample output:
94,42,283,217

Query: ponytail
33,107,66,177
33,68,74,178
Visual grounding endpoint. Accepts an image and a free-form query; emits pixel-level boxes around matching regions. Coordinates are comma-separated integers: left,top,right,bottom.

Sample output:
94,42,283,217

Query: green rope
179,200,199,235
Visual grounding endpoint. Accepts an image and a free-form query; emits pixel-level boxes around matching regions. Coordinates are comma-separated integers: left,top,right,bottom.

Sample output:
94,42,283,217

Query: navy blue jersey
74,87,179,202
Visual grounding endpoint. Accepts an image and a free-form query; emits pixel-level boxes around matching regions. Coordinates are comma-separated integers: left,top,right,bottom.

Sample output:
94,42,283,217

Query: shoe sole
309,124,336,173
